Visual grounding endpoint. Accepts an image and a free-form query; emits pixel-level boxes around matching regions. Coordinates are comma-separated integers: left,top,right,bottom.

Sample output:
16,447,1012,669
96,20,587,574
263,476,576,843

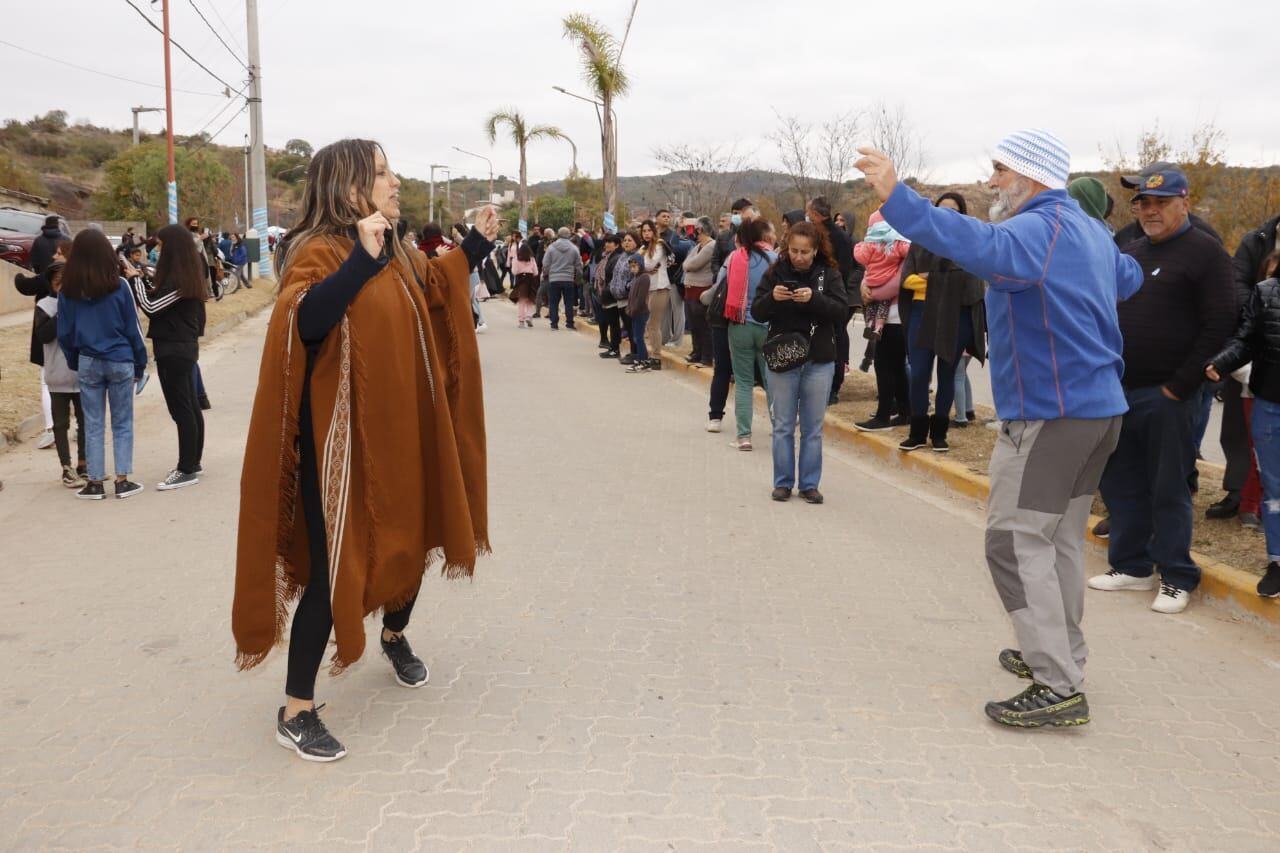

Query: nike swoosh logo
1152,267,1161,276
284,728,303,744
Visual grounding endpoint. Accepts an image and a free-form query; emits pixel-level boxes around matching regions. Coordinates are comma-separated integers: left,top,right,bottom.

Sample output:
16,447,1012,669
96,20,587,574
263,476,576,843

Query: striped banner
602,211,616,233
252,206,272,279
166,182,178,225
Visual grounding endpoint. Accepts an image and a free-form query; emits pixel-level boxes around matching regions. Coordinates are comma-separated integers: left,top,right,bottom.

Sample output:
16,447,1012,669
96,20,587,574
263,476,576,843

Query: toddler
854,209,910,338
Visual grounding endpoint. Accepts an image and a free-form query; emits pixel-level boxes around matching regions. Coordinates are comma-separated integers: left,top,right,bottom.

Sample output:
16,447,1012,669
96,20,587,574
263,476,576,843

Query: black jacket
15,270,53,365
30,225,62,274
1211,278,1280,403
1231,214,1280,314
900,244,987,366
131,277,206,361
751,258,849,364
711,227,737,279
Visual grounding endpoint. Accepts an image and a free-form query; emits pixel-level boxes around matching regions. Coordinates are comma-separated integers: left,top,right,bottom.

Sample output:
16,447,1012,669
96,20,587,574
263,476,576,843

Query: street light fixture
553,85,619,225
429,164,452,225
451,146,495,204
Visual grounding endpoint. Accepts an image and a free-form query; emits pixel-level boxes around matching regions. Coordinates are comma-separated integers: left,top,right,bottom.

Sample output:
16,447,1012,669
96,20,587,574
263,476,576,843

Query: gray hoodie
36,295,79,393
540,237,582,283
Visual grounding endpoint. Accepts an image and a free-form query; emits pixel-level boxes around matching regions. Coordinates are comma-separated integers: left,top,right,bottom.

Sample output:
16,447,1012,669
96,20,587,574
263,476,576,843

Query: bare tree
818,110,862,189
868,101,927,182
769,111,816,203
651,143,755,216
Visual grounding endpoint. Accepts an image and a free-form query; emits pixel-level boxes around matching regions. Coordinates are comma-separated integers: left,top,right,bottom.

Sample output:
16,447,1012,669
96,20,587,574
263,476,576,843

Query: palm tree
483,109,565,226
562,13,630,220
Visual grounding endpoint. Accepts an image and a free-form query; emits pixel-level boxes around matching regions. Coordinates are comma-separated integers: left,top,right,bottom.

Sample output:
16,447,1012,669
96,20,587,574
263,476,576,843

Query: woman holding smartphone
751,222,849,504
131,223,208,491
232,139,496,762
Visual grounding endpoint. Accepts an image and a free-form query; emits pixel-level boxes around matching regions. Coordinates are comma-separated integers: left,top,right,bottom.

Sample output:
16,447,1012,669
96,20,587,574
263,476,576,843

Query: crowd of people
9,215,227,498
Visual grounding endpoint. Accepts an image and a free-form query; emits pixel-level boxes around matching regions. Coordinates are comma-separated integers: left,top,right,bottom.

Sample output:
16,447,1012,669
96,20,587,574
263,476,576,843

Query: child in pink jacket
854,209,910,338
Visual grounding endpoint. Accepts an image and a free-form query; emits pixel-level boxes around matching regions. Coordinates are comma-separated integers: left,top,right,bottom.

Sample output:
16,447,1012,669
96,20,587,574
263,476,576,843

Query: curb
557,308,1279,629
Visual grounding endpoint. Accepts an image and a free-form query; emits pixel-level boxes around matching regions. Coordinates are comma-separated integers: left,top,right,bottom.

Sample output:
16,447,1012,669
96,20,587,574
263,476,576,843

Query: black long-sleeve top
298,228,491,345
751,258,849,364
1118,223,1236,400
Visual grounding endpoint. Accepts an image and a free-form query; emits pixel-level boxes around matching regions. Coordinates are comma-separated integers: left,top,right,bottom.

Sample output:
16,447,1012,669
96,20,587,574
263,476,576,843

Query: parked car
0,207,71,269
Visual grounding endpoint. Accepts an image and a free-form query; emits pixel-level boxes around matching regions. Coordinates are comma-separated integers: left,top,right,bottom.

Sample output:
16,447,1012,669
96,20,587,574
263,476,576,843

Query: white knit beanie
993,129,1071,191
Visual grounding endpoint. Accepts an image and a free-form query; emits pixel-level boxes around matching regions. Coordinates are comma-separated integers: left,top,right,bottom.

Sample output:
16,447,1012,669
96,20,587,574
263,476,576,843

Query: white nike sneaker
1087,570,1158,592
706,419,722,433
1151,583,1191,614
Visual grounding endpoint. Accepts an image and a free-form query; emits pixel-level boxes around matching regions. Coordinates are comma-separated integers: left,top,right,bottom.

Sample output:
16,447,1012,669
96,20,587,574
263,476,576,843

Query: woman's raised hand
474,206,499,241
356,212,391,259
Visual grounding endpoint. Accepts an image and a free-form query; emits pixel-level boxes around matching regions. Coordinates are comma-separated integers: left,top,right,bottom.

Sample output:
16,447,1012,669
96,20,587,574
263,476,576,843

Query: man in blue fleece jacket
857,130,1144,730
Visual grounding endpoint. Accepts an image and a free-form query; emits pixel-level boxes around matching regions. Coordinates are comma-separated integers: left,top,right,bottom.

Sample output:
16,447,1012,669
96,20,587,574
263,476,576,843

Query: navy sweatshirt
57,279,148,378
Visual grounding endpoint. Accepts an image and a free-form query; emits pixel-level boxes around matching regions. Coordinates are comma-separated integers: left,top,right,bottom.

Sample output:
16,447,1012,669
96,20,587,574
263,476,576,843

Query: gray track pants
985,417,1122,695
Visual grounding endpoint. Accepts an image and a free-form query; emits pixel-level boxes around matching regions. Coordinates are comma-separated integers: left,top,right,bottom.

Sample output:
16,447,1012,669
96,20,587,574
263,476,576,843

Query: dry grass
660,331,1270,577
0,281,274,442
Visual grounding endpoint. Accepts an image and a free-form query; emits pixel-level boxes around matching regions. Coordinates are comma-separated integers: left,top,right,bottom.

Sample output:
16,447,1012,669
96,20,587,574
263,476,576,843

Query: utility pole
245,0,272,277
452,147,494,204
132,106,164,146
161,1,177,224
242,133,251,235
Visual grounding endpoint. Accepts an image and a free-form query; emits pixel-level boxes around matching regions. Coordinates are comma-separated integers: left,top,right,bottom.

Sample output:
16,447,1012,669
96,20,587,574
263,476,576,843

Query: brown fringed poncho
232,236,488,671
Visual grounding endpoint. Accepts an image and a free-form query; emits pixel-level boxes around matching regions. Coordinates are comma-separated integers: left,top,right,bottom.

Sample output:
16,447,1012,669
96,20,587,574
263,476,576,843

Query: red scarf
724,242,771,323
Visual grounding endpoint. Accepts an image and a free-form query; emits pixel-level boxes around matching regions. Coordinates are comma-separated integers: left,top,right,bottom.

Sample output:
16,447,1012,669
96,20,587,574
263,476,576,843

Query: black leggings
873,323,910,420
49,391,84,469
156,357,204,474
285,443,417,700
600,304,622,351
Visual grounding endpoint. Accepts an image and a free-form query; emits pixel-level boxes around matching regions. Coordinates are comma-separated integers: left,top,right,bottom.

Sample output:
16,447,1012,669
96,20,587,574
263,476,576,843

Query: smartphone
382,227,395,261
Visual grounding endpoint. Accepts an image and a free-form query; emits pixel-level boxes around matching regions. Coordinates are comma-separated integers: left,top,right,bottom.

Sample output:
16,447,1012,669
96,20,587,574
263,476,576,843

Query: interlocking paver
3,304,1280,849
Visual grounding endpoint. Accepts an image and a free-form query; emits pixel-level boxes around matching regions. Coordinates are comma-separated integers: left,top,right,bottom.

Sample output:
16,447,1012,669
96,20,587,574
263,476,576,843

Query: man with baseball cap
1088,167,1235,613
1114,162,1222,248
856,130,1143,728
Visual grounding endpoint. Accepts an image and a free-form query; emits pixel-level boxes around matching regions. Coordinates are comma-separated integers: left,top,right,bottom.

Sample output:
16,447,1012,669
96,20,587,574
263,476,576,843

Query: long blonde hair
276,138,413,281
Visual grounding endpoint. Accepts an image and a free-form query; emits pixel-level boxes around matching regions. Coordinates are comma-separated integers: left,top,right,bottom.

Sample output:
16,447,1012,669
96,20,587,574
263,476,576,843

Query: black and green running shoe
998,648,1033,679
984,683,1090,728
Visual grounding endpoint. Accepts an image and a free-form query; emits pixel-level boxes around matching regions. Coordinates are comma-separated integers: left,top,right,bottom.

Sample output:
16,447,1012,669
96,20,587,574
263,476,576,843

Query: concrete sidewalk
2,304,1279,851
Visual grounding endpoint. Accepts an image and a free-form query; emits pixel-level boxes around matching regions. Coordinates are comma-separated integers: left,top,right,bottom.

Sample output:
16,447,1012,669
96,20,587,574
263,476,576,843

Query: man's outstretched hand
854,147,898,203
474,205,499,241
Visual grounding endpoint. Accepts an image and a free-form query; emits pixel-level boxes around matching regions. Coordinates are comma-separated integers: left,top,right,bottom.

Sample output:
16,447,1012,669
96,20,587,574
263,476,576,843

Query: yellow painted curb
561,312,1279,629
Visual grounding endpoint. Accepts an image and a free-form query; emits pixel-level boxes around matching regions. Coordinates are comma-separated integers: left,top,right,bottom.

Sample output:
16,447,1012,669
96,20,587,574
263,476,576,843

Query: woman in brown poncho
232,139,495,762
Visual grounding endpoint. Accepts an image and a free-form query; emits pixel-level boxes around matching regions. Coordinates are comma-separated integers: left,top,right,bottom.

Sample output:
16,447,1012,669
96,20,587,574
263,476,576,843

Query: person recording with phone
751,221,848,504
232,139,497,763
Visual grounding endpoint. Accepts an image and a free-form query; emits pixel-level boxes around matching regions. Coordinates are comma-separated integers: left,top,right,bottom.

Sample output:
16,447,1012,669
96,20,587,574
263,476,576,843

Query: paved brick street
3,302,1280,851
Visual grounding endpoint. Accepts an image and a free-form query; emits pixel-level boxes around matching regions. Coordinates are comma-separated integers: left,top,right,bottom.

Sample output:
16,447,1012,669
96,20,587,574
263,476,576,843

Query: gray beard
989,183,1031,223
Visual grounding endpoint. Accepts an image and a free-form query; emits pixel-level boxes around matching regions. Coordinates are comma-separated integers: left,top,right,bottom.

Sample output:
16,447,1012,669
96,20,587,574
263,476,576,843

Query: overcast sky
3,0,1274,190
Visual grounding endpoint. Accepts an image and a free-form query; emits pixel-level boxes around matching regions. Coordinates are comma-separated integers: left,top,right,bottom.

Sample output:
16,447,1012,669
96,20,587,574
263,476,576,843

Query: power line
186,81,249,138
187,0,247,70
0,38,225,97
122,0,238,92
203,0,246,54
188,103,248,151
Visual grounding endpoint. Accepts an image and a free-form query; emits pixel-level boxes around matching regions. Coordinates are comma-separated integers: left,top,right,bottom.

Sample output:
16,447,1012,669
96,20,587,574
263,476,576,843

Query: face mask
805,215,812,223
730,214,742,228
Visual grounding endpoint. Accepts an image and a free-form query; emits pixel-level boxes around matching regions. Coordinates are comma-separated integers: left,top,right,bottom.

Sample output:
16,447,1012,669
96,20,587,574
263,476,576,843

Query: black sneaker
1259,563,1280,599
626,361,650,374
1205,494,1240,519
858,357,872,373
381,634,429,688
76,481,106,501
854,416,893,432
276,705,347,762
620,354,635,366
984,683,1089,728
998,648,1033,679
888,415,910,428
1091,517,1110,538
599,342,611,350
647,359,662,371
157,470,199,491
114,479,144,499
599,350,620,359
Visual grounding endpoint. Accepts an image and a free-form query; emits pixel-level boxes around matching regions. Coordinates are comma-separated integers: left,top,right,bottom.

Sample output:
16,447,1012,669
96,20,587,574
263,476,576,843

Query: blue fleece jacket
881,184,1143,421
57,278,148,378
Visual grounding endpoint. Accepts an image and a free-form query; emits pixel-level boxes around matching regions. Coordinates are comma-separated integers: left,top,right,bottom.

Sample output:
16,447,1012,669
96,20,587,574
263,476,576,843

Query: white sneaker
706,419,722,433
36,429,55,449
1087,570,1158,592
1151,582,1190,614
475,323,488,334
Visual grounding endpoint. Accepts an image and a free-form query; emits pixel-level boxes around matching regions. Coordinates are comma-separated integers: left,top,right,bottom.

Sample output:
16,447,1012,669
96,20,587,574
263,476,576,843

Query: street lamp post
429,164,451,225
131,106,164,146
552,85,618,228
452,146,494,205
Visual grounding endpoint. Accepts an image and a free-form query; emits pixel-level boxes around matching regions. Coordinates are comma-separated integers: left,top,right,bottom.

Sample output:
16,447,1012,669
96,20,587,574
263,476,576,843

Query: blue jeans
906,307,973,419
1251,398,1280,562
953,355,973,421
630,313,650,360
766,361,835,491
1192,381,1216,451
78,356,136,481
1098,385,1200,590
548,280,576,329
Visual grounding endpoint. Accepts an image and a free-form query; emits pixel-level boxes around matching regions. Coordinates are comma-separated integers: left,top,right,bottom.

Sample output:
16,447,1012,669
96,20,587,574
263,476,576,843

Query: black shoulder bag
762,269,824,373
